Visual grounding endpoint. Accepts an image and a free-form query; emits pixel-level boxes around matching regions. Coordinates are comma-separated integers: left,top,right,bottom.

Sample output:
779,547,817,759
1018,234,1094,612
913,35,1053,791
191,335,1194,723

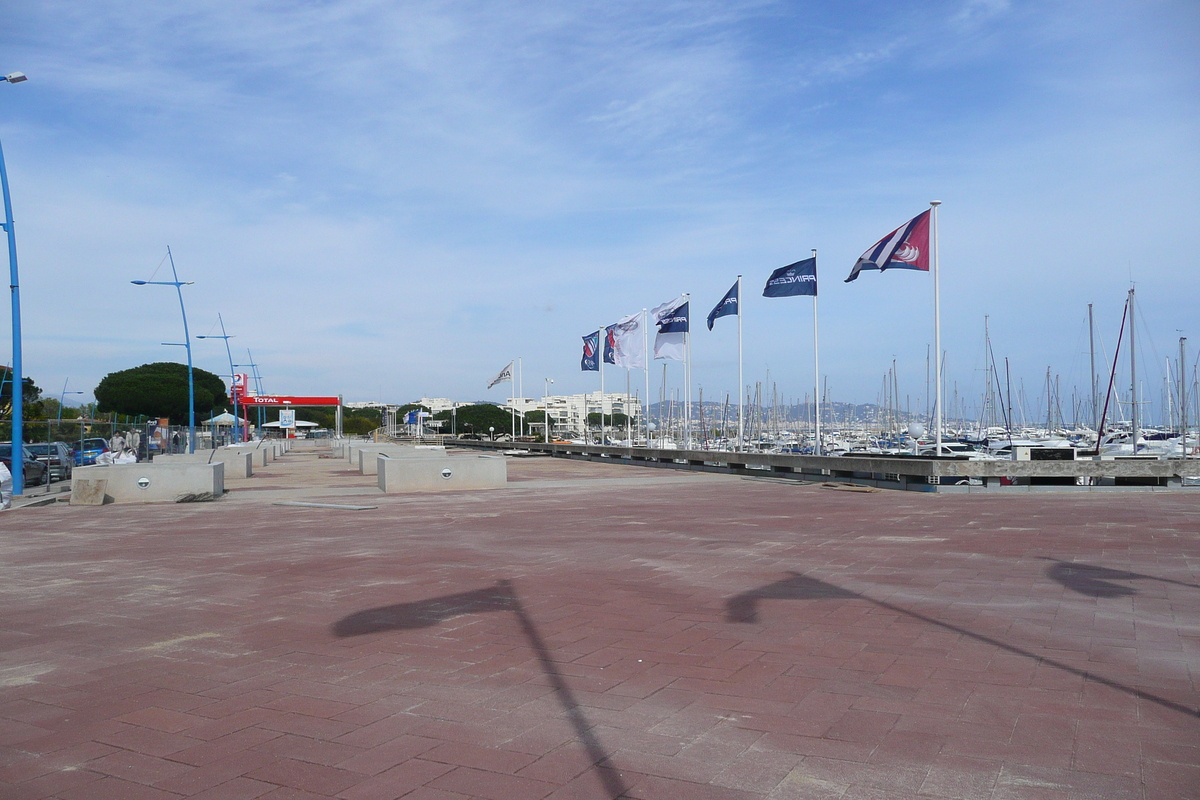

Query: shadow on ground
727,571,1200,721
333,580,631,799
1041,557,1200,598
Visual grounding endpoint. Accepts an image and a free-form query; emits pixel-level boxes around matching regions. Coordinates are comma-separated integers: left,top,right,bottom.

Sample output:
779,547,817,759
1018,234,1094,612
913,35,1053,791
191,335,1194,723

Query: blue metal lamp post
131,247,196,454
234,350,263,432
57,380,83,424
1,71,28,494
197,315,240,443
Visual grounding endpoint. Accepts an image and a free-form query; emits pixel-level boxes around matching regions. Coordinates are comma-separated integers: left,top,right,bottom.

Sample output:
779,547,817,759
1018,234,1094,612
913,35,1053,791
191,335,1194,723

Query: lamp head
3,72,27,84
130,280,147,285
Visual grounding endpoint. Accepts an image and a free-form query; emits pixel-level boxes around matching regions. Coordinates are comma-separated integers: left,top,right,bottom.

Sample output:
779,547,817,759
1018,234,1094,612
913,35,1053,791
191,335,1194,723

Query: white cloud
0,0,1196,418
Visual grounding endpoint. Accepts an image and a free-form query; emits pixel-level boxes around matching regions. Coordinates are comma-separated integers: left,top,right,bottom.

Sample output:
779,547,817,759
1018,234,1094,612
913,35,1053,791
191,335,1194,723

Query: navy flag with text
763,257,817,297
581,331,599,371
707,280,739,330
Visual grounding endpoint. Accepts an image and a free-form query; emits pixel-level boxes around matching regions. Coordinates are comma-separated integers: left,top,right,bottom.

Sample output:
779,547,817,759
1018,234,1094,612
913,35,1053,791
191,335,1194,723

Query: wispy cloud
1,0,1196,412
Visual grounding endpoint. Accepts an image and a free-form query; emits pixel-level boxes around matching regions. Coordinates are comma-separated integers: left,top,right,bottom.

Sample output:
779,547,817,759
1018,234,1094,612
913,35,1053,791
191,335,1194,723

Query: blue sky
2,0,1197,421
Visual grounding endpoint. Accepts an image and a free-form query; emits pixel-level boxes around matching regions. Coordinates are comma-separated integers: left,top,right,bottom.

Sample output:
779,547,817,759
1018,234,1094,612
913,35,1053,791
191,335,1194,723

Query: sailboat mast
1089,304,1098,431
1129,287,1138,452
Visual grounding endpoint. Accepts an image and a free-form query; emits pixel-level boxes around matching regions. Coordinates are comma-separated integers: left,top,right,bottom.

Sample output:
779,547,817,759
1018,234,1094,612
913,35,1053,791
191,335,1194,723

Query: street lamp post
131,247,196,453
57,380,83,425
197,314,240,444
243,349,265,431
543,378,554,441
2,71,28,495
233,355,261,434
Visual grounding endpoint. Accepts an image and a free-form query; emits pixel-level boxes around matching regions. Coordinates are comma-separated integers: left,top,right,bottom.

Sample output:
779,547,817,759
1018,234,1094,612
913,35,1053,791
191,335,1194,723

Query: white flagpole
625,369,631,444
812,250,821,456
511,358,517,441
931,201,942,456
643,308,650,445
599,328,605,445
518,356,524,438
684,293,691,449
736,276,743,452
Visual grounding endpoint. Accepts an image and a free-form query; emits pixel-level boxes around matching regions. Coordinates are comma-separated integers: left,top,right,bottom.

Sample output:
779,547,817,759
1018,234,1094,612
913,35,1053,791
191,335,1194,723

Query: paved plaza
1,444,1198,799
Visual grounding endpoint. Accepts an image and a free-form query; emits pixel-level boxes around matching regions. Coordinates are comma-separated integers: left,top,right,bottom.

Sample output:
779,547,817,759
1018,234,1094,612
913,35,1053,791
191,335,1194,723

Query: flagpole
599,329,605,445
643,308,650,446
812,250,821,456
931,200,942,456
518,357,524,438
511,357,517,441
684,293,691,449
736,276,743,452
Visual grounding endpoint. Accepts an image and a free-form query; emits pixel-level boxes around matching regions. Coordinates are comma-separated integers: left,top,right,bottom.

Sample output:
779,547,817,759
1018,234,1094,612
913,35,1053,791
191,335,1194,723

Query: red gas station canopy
239,395,341,407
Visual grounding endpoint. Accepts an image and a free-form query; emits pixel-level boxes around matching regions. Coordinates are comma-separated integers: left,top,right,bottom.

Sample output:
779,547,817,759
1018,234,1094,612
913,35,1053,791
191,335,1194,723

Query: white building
507,392,641,436
418,397,473,414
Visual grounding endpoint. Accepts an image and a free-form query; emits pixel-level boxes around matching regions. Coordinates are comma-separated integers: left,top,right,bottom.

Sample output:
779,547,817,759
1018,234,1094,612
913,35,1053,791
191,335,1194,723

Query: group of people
102,430,142,465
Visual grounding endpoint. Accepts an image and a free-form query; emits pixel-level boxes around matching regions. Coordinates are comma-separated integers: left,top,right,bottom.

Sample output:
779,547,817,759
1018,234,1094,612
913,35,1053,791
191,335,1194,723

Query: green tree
432,403,517,436
586,412,630,428
0,367,43,417
94,362,228,424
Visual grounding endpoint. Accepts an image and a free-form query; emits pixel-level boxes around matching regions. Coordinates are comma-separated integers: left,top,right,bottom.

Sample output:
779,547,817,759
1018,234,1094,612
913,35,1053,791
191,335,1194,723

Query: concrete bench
378,454,506,493
72,462,224,504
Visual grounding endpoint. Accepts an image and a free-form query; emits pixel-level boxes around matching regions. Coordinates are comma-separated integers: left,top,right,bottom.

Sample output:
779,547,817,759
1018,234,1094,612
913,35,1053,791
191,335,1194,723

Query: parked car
0,443,48,486
73,438,110,466
25,442,73,481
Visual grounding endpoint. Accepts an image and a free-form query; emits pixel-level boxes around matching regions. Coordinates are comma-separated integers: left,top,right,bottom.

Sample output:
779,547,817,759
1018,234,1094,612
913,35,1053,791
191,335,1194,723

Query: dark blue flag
763,257,817,297
707,280,739,330
603,325,617,365
581,331,599,371
656,301,689,333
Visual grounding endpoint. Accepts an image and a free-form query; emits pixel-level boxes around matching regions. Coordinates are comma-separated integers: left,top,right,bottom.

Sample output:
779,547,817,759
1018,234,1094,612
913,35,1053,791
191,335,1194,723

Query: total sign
231,373,251,399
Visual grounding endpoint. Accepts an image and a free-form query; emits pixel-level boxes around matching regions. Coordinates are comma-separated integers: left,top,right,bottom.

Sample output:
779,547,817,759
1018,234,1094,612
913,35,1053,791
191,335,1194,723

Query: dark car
26,442,73,481
0,443,49,486
73,438,110,466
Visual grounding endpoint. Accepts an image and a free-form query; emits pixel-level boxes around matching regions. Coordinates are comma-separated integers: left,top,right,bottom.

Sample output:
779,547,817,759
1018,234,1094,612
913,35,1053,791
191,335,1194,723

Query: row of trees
8,362,633,440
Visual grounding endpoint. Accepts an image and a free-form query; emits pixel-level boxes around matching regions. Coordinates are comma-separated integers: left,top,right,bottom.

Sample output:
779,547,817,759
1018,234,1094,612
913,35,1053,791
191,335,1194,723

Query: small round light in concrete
440,468,453,480
137,477,151,489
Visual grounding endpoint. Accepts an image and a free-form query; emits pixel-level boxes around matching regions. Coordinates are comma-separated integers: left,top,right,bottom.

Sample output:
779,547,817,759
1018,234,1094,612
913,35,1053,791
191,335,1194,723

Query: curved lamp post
234,350,263,431
131,246,196,453
197,314,240,443
57,380,83,425
2,71,28,494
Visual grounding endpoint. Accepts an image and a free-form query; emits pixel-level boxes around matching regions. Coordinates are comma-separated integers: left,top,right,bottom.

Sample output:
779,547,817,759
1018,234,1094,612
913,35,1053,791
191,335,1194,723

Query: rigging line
145,250,170,283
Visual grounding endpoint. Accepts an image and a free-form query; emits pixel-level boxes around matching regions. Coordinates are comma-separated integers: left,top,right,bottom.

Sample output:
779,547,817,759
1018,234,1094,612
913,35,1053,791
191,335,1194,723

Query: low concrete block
72,463,224,503
157,450,254,478
378,454,506,493
231,446,269,467
70,479,108,505
356,445,429,474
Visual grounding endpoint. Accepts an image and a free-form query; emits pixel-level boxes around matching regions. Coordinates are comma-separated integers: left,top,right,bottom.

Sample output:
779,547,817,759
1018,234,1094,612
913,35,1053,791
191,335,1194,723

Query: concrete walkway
1,442,1197,798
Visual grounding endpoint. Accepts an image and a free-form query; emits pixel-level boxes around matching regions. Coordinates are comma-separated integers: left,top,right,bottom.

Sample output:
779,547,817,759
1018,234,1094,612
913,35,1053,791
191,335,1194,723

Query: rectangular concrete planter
156,450,254,478
358,446,449,474
71,462,224,504
378,454,506,493
226,445,269,467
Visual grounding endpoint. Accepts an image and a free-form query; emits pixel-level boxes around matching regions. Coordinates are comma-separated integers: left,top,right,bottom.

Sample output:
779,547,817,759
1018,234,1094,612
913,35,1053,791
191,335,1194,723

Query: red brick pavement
1,451,1198,799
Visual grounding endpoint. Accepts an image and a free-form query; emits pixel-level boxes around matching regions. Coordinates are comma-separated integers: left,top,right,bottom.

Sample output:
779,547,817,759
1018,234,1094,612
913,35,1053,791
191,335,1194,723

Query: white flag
487,361,514,389
607,313,646,370
651,296,688,361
